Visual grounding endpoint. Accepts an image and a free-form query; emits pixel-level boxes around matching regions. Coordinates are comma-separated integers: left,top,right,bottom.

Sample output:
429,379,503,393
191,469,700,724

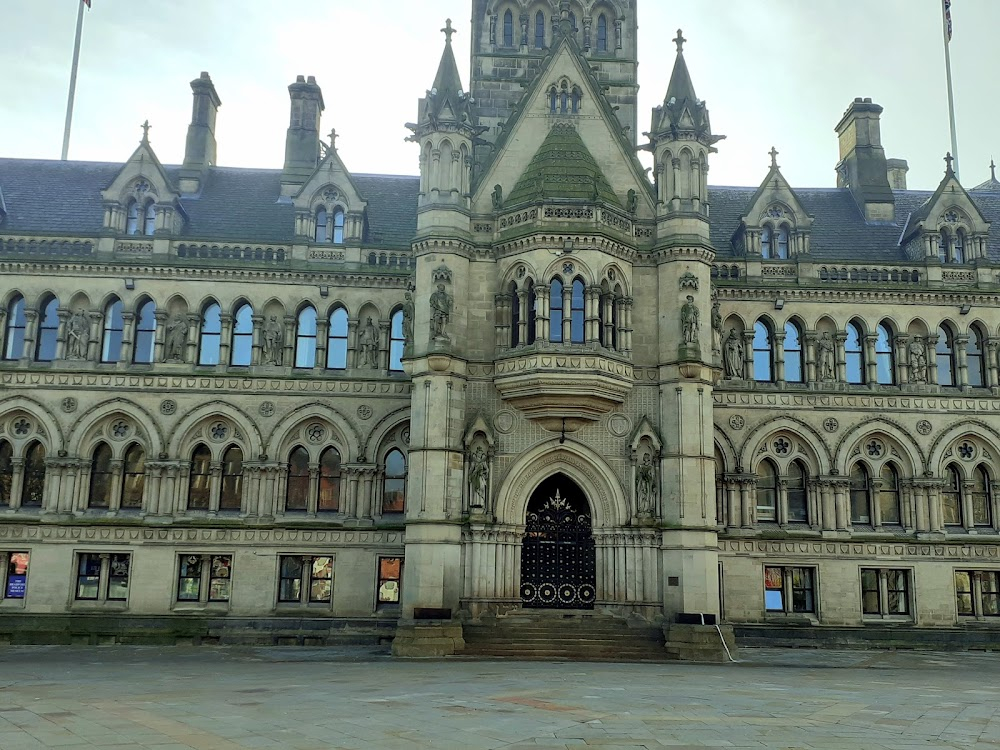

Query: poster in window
6,552,28,598
764,566,782,589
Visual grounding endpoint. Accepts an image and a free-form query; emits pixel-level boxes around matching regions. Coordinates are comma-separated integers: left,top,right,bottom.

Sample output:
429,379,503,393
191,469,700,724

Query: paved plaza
0,646,998,749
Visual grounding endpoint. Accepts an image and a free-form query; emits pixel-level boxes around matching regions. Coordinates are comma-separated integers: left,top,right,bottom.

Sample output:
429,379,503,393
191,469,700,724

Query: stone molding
714,390,1000,415
720,538,1000,560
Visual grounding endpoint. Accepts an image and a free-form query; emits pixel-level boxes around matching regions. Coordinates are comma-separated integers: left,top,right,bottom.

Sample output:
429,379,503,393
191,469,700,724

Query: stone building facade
1,0,999,651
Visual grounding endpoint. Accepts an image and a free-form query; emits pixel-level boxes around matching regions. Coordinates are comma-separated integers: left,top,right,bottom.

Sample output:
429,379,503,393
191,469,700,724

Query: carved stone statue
359,316,379,368
401,292,414,351
164,314,189,361
680,295,699,345
66,309,90,360
468,446,489,509
635,453,657,516
261,315,284,366
818,331,836,381
724,328,745,379
711,299,723,355
909,337,928,384
491,184,503,210
430,283,453,340
627,189,638,214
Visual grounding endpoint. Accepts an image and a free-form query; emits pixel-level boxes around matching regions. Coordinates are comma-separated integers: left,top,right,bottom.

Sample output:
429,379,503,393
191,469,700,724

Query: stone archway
519,473,596,610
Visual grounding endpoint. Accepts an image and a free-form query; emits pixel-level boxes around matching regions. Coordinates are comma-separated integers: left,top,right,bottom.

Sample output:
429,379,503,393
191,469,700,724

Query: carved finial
769,146,779,170
945,152,955,174
673,29,686,52
441,18,456,43
140,120,151,144
328,128,338,151
991,158,997,182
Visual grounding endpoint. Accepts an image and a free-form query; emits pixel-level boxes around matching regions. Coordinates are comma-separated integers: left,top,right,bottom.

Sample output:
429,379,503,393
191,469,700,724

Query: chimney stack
281,75,325,193
834,98,895,222
179,72,221,194
886,158,909,190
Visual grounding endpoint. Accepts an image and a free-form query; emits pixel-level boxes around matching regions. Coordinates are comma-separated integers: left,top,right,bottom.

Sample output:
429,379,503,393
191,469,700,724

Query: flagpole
941,0,960,179
61,1,86,161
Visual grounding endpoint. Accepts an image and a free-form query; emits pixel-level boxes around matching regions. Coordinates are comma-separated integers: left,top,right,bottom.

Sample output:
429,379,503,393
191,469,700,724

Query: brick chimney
834,98,895,222
179,72,221,194
281,75,325,193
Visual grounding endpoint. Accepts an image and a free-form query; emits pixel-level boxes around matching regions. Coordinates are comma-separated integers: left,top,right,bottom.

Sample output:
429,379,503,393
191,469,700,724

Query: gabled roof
900,163,989,243
972,161,1000,193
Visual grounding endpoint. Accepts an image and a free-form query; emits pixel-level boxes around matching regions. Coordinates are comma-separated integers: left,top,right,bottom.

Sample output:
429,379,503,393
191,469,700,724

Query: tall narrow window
382,448,406,514
875,323,894,384
35,296,59,362
879,463,901,524
4,295,26,360
534,10,545,48
942,464,963,525
101,298,124,363
125,200,140,235
21,442,45,508
776,226,790,259
972,466,993,527
787,460,808,523
390,309,404,372
143,201,156,236
954,229,966,263
133,300,156,364
121,444,145,509
752,321,773,382
845,322,865,384
88,443,114,509
332,209,345,244
761,225,772,258
596,14,608,51
219,446,243,511
784,321,803,383
549,88,558,113
188,445,212,510
525,281,536,346
285,447,309,512
314,208,328,243
0,441,12,507
936,326,956,387
230,303,253,366
570,279,585,344
510,282,521,348
327,308,348,370
295,306,317,369
938,230,949,263
503,9,513,46
967,327,986,388
198,302,222,366
549,279,563,343
849,463,872,524
318,447,341,512
377,557,402,607
756,460,777,522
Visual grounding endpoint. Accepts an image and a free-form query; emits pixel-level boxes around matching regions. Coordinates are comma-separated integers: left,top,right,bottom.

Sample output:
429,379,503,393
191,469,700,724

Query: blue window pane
327,308,348,370
845,324,864,384
571,280,585,343
549,281,563,342
765,589,784,611
35,297,59,362
199,303,222,365
752,322,772,382
875,325,893,384
133,301,156,364
783,323,802,383
295,307,317,369
230,304,253,366
4,297,26,360
390,311,404,372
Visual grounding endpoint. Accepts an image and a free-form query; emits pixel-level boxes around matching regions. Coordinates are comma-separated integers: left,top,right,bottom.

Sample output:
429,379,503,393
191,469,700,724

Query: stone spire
972,158,1000,192
648,30,719,144
419,19,472,128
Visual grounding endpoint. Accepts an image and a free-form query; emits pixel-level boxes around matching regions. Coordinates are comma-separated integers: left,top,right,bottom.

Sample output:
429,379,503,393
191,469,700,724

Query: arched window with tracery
35,296,59,362
787,460,808,522
230,303,253,366
534,10,545,47
133,299,156,364
285,446,310,512
219,446,243,511
318,447,341,512
327,307,349,369
0,441,12,507
752,320,773,382
570,279,585,344
784,321,803,383
875,322,894,384
143,200,156,236
21,442,45,508
295,306,317,369
503,9,514,46
198,302,222,366
942,464,963,526
879,463,901,524
382,448,406,514
596,14,608,51
845,321,865,384
936,325,956,387
972,465,993,527
188,445,212,510
125,199,140,235
849,463,872,524
549,279,563,343
121,443,145,509
756,459,777,522
967,326,986,387
390,309,405,372
101,298,124,363
88,443,114,508
4,295,26,360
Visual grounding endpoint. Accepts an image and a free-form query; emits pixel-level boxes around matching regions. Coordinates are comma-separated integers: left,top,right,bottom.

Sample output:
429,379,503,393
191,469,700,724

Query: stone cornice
715,286,997,305
713,390,1000,415
718,537,1000,558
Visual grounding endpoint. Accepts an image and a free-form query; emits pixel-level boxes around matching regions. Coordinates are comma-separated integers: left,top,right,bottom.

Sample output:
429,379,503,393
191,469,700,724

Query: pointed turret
649,30,719,144
421,19,472,128
972,159,1000,193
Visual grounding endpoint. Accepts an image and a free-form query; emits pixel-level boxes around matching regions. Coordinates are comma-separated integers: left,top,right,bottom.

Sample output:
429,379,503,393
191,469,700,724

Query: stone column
834,333,848,384
208,462,222,514
562,284,572,343
927,334,940,385
379,321,391,371
804,331,818,384
622,297,634,355
738,477,754,528
87,311,102,362
535,283,549,342
218,314,233,366
314,316,329,371
895,334,910,384
282,314,295,367
250,314,264,366
185,313,199,364
832,480,849,530
987,338,1000,390
54,308,70,361
120,312,135,364
773,331,786,383
724,478,741,531
864,334,878,385
108,459,124,513
153,310,168,363
8,458,24,510
585,286,601,345
494,293,511,352
20,309,38,364
955,335,970,391
741,330,755,381
517,292,528,347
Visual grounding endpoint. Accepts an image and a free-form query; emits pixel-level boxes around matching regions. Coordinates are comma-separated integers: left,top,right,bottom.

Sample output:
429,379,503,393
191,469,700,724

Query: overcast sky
1,1,997,192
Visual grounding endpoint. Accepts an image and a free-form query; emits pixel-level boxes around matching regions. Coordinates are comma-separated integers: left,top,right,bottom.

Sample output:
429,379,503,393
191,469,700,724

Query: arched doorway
520,474,596,609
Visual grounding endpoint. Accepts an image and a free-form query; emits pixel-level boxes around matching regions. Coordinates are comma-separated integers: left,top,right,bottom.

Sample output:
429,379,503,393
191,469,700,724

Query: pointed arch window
121,444,145,509
21,442,45,508
219,446,243,511
510,282,521,347
198,302,222,366
503,9,513,46
133,300,156,364
382,448,406,514
875,323,894,385
776,225,790,259
327,307,348,370
101,298,125,363
845,322,865,384
761,225,773,258
318,447,341,512
560,83,569,114
314,207,328,243
570,279,585,344
0,441,12,507
942,464,963,525
756,459,777,521
936,326,956,387
331,208,345,244
125,199,140,235
787,460,808,523
285,446,310,512
534,10,545,48
971,465,993,527
295,306,317,369
525,281,536,346
571,86,581,114
752,320,774,382
230,303,253,366
849,463,872,524
549,279,563,343
549,87,558,114
35,296,59,362
938,230,950,263
714,447,726,525
143,200,156,236
967,326,986,388
4,295,26,360
88,443,114,509
953,229,966,263
390,309,405,372
784,321,803,383
879,463,901,524
188,445,212,510
597,14,608,51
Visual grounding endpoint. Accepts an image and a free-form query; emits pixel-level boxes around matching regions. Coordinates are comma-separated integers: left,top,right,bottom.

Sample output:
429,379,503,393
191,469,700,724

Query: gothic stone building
1,0,1000,654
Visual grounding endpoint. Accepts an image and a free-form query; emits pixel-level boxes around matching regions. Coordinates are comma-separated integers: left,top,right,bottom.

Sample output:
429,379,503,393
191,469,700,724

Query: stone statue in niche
164,314,188,361
723,329,745,379
430,284,453,340
491,184,503,210
909,337,928,383
680,295,699,345
635,452,657,516
66,309,90,360
818,331,836,381
627,189,638,214
711,299,723,356
401,292,414,353
468,446,489,509
359,316,379,368
261,315,284,366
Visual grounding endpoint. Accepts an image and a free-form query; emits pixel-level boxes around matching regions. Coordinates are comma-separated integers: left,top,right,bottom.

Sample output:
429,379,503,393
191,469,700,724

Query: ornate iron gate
520,487,596,609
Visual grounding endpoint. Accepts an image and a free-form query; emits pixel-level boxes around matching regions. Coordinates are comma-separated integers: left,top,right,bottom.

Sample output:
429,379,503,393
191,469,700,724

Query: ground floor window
1,551,28,600
764,565,815,614
75,552,131,602
377,557,402,609
956,570,1000,618
861,568,911,618
177,554,232,603
277,555,333,605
